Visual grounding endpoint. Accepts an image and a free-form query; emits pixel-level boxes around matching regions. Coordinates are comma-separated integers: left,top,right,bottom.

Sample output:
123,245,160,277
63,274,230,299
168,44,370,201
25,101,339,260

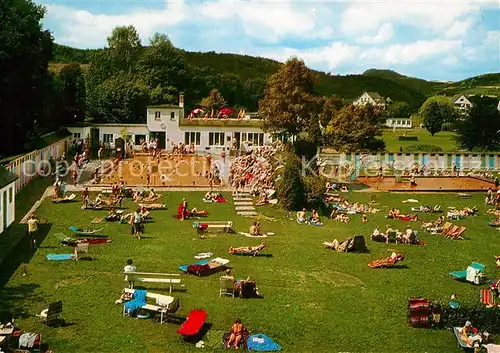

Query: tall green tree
258,58,320,140
324,104,385,152
419,96,457,135
59,63,86,124
106,25,142,73
276,151,305,210
201,88,227,112
138,33,186,91
455,96,500,151
0,0,53,156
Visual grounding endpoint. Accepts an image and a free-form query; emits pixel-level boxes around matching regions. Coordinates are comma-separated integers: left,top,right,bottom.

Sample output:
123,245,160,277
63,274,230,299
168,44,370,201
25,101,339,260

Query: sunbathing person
334,214,350,223
371,227,385,241
297,209,308,224
227,318,244,349
106,208,120,222
255,192,269,206
144,189,160,201
203,191,215,202
140,206,150,220
310,209,323,226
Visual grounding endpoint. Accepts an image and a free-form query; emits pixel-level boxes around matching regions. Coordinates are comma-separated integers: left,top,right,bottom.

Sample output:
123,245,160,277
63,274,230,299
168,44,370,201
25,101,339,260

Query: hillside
51,43,499,109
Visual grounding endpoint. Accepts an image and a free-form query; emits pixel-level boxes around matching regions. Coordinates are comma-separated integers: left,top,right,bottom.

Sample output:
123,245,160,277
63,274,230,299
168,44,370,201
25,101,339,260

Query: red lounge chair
177,310,207,336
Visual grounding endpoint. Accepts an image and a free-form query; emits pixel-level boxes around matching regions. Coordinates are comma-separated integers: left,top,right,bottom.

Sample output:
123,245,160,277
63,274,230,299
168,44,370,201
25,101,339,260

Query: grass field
382,129,459,152
1,191,500,352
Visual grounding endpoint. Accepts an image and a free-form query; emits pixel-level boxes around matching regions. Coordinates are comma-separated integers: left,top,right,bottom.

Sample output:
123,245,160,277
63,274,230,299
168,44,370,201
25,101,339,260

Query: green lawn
382,129,459,152
1,191,500,352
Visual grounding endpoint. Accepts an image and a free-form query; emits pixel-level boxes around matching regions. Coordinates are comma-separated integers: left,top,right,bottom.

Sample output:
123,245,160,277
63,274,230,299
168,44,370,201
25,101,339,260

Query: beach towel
483,344,500,353
238,232,273,238
124,289,147,314
247,334,281,351
179,259,210,273
194,252,213,259
46,254,75,261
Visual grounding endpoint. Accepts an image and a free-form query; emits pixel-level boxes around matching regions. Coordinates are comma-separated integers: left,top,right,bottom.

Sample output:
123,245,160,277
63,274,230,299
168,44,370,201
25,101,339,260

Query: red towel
177,310,207,336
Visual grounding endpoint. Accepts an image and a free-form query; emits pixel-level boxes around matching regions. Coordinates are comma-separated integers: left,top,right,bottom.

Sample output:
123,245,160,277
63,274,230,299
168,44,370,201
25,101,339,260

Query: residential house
0,167,18,233
450,94,473,115
385,117,412,129
353,92,391,110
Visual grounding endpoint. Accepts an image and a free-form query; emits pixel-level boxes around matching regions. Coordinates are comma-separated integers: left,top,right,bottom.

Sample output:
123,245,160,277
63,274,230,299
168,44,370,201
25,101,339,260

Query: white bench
124,272,182,293
122,288,178,324
193,221,234,234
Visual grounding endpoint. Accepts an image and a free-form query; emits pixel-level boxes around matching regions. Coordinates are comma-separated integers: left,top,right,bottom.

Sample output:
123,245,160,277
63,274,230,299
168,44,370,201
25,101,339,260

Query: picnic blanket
124,289,147,314
247,334,281,351
46,254,75,261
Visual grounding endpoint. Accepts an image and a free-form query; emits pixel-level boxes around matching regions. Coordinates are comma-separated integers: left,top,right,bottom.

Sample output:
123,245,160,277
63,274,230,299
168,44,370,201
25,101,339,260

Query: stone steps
234,201,254,206
237,211,258,216
235,206,256,211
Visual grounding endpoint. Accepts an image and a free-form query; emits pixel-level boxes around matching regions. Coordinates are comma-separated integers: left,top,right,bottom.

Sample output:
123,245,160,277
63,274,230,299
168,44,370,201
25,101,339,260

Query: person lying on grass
334,214,350,223
106,208,120,222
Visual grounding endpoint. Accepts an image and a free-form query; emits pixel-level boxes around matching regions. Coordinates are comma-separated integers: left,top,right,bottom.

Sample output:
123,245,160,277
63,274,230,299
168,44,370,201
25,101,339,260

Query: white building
0,168,18,233
66,94,272,153
385,117,412,128
450,94,473,115
353,92,391,110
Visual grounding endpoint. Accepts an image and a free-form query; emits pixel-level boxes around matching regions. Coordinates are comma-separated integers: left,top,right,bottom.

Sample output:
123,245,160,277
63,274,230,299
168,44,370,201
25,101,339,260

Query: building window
170,112,175,121
241,133,264,146
9,187,12,204
103,134,114,144
73,133,81,139
155,111,161,120
209,132,225,146
185,132,201,145
134,135,146,145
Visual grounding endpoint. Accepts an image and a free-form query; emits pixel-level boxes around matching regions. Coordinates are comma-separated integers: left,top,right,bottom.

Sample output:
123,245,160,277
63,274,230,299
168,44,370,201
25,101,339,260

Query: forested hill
51,43,499,110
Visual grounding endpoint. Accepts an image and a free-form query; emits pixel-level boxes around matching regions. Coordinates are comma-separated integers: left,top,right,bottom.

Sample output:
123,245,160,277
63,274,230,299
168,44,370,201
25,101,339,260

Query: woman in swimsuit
227,318,244,349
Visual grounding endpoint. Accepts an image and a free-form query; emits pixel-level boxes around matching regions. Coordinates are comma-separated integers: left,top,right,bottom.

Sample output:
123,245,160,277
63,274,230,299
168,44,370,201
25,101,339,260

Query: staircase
233,191,257,216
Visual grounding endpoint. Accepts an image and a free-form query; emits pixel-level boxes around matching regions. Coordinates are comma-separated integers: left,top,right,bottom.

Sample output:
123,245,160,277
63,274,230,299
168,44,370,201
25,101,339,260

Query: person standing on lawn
27,214,39,250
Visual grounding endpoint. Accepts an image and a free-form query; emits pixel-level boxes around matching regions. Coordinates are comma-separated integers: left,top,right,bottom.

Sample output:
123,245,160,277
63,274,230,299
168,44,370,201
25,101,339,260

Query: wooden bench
123,288,179,324
193,221,234,235
124,272,182,293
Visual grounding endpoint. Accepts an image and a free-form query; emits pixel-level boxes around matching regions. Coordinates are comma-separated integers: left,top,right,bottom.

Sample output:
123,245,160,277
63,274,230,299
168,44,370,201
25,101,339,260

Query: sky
36,0,500,81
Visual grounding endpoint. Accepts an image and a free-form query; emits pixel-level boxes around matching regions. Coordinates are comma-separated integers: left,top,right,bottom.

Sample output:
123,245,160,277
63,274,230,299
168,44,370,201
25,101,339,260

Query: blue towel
178,259,210,272
125,290,147,314
247,334,281,351
46,254,75,261
69,226,80,232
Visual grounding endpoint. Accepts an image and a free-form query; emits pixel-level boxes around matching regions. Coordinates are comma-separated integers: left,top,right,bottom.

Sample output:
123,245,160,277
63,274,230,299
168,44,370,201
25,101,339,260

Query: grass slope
382,129,459,152
1,191,499,352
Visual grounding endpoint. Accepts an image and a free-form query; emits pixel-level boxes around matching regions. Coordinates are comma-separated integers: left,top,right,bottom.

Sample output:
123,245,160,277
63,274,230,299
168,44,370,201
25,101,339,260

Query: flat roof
179,119,263,128
66,123,148,128
147,104,182,109
0,167,18,189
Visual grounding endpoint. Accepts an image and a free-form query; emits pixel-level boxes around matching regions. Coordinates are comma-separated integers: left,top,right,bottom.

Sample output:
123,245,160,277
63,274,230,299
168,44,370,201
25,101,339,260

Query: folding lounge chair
229,243,266,256
69,226,105,236
177,310,207,338
37,301,63,327
449,262,485,284
480,289,497,307
75,242,94,260
219,276,235,298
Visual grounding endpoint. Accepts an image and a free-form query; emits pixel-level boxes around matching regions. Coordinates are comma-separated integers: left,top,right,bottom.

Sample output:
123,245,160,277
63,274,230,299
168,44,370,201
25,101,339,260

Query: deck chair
480,289,496,307
177,310,207,337
74,243,93,260
386,231,398,244
37,301,63,327
450,262,485,284
219,276,235,298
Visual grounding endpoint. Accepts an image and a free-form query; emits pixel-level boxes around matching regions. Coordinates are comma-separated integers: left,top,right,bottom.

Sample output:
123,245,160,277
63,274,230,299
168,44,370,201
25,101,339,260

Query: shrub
403,144,443,152
440,306,500,333
275,152,305,210
302,174,328,210
398,136,419,141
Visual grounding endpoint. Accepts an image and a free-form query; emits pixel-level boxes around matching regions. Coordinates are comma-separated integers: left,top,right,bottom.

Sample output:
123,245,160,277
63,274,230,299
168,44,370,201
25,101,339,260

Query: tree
258,58,320,140
106,25,142,73
138,33,186,91
0,0,53,156
201,89,227,112
419,96,457,135
324,104,385,152
59,63,86,124
455,96,500,151
275,151,305,210
386,101,411,120
318,96,344,128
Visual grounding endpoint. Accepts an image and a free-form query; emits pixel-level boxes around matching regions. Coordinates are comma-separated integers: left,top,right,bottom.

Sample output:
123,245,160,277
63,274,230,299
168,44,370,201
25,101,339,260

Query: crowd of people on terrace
186,108,246,120
228,143,282,196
